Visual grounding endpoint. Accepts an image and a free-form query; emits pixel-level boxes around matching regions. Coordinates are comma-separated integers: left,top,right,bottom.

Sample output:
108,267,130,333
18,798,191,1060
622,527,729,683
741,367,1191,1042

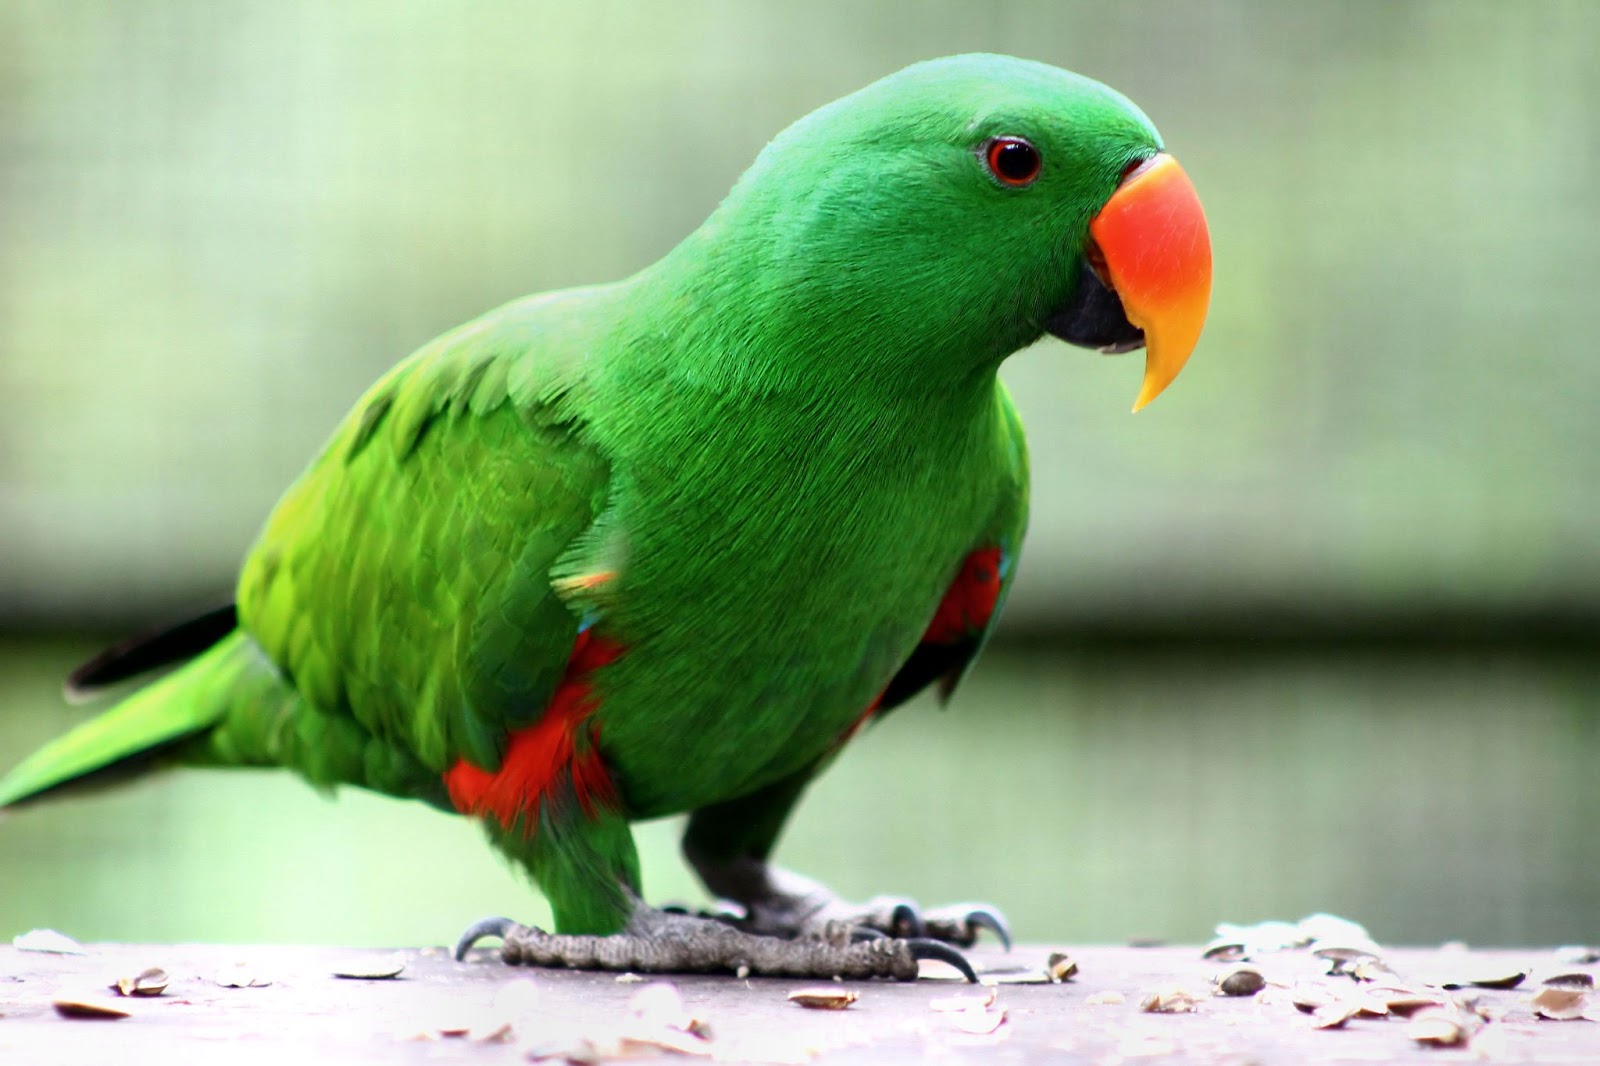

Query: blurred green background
1,1,1595,949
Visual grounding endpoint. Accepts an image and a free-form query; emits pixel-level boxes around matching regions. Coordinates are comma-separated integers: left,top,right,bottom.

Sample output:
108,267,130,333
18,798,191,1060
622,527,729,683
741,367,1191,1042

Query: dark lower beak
1044,257,1144,355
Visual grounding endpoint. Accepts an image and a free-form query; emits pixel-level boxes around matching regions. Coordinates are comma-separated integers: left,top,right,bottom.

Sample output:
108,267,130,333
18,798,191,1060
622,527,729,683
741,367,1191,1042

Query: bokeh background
1,1,1595,949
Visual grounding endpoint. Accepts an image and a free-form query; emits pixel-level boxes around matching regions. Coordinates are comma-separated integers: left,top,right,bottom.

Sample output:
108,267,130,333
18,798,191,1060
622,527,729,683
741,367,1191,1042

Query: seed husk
1202,938,1247,962
951,1006,1006,1035
1046,953,1078,983
1530,986,1588,1021
1310,1003,1360,1030
1440,968,1527,991
1351,994,1391,1019
787,987,857,1010
1406,1008,1469,1047
1541,972,1595,990
332,953,406,980
1554,946,1600,965
1214,964,1266,997
1138,985,1198,1014
1290,983,1337,1013
1298,914,1374,946
1314,946,1384,977
111,967,168,997
15,929,87,955
618,1030,713,1057
930,988,997,1013
1085,990,1125,1006
1382,991,1448,1018
1350,957,1398,982
53,995,131,1020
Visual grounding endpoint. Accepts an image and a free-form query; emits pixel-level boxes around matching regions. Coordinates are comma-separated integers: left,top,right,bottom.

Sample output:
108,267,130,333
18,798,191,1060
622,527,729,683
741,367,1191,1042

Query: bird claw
453,915,519,961
922,904,1012,951
846,897,1011,951
904,937,980,983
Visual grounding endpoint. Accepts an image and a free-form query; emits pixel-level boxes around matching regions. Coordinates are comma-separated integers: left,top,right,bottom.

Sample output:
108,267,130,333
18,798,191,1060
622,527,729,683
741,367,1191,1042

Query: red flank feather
922,547,1002,644
444,631,623,829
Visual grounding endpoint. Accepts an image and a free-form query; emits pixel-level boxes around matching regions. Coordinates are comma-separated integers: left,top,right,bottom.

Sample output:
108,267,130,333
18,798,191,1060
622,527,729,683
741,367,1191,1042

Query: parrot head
684,53,1211,410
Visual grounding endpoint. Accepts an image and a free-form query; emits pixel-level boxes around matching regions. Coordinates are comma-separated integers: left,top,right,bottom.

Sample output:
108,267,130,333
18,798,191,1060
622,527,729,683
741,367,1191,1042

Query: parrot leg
461,789,977,980
454,905,977,981
680,764,1012,951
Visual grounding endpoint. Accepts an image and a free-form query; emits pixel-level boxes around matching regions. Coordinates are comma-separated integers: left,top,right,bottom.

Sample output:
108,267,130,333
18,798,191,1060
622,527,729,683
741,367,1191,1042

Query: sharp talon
890,902,925,939
968,908,1012,951
454,916,517,961
850,925,889,943
906,938,979,983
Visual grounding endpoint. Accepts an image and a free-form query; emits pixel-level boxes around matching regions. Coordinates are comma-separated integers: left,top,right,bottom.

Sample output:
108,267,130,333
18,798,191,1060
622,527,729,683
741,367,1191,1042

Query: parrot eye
983,137,1041,187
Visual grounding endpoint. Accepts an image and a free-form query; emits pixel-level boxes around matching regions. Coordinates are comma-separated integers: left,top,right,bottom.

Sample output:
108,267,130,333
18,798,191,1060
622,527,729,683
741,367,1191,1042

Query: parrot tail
0,619,249,810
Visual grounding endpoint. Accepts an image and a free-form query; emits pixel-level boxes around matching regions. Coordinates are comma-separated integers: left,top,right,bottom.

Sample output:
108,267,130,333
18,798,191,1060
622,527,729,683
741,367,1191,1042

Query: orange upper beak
1089,154,1212,411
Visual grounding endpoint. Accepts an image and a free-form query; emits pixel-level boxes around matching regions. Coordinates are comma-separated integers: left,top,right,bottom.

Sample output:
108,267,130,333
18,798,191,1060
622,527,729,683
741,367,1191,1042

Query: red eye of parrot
984,137,1041,187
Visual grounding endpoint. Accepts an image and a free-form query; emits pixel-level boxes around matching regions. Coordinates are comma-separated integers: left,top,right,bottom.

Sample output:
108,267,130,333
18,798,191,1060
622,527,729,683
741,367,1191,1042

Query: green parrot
0,54,1210,980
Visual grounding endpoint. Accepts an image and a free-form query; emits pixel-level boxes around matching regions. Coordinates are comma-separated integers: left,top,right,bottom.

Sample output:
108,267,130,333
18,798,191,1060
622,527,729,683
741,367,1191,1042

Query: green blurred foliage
1,1,1595,627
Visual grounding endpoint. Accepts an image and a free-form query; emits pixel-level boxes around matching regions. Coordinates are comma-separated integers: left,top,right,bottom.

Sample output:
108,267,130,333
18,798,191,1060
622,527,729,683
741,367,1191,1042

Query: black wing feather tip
65,603,237,699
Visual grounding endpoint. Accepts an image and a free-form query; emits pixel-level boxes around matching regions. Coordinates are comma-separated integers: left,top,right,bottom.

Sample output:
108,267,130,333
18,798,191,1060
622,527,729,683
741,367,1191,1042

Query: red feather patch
444,631,623,829
922,547,1002,644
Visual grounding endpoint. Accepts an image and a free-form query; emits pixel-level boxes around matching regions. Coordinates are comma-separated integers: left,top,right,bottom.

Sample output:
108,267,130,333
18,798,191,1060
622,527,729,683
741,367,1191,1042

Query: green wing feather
235,288,614,781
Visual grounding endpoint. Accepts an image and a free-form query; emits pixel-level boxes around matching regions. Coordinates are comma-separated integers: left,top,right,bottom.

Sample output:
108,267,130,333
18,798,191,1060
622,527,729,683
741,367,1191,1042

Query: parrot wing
878,382,1030,713
233,289,614,781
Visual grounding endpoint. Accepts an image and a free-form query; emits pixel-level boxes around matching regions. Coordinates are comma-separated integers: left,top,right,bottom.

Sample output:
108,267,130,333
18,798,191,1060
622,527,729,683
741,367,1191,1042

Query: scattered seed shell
930,988,997,1013
15,929,87,955
787,987,857,1010
1310,1003,1360,1030
1350,957,1397,982
53,995,131,1020
331,953,406,980
1214,964,1265,997
627,983,685,1022
1406,1009,1470,1047
1352,996,1390,1019
1298,914,1375,946
618,1030,713,1057
1541,972,1595,990
1531,986,1588,1021
1046,953,1078,982
1138,985,1198,1014
983,969,1051,984
951,1007,1006,1035
111,967,168,997
1202,939,1247,962
1447,969,1528,991
1290,984,1337,1013
1382,992,1447,1018
1554,946,1600,965
1085,990,1125,1006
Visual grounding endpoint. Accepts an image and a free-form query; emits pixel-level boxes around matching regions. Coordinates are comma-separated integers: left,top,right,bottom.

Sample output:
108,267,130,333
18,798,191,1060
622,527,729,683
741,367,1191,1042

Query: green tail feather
0,633,247,809
1,628,447,812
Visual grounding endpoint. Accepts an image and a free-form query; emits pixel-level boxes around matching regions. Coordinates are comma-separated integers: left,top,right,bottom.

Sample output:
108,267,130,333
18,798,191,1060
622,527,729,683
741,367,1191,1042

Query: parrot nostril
1120,156,1157,184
